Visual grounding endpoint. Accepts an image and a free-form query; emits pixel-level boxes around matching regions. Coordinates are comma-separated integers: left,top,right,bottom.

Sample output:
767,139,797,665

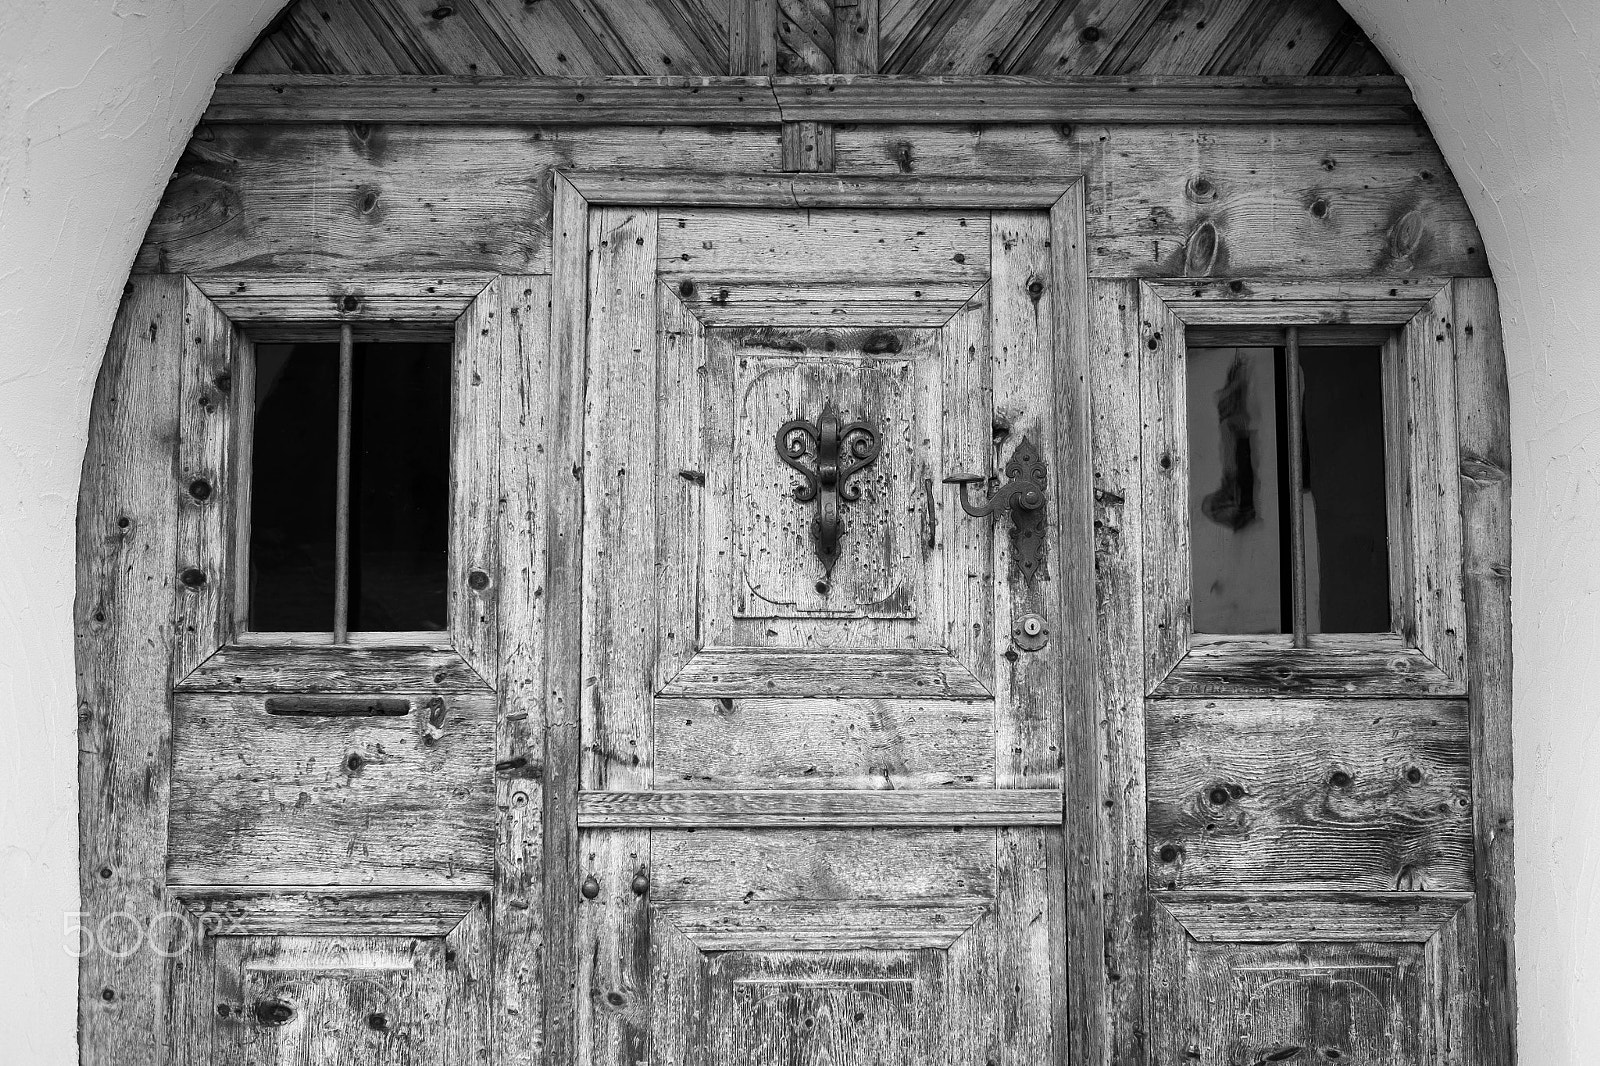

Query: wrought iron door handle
943,435,1049,577
776,402,880,589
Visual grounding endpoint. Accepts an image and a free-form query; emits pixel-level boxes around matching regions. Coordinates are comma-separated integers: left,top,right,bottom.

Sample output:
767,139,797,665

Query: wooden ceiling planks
235,0,1391,77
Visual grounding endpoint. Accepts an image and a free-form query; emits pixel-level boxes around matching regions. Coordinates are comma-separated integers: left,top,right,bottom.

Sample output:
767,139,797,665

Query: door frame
538,170,1103,1064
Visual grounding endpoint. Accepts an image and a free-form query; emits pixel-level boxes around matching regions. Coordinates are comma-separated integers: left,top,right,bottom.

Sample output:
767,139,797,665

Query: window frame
1139,278,1468,698
171,273,502,689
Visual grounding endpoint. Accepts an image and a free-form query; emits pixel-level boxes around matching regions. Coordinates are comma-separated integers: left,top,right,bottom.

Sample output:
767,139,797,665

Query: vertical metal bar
1284,325,1309,646
333,323,353,643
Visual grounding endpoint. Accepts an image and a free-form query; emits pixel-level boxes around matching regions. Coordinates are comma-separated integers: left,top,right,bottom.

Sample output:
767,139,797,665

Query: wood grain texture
209,77,774,122
581,205,660,791
177,642,491,692
168,692,496,887
660,648,991,697
652,899,987,949
773,74,1415,123
576,828,652,1066
654,696,994,789
833,123,1488,280
240,0,1387,77
77,275,184,1066
576,788,1063,825
1153,632,1462,698
570,168,1076,207
1452,275,1517,1066
450,281,501,682
137,125,781,277
174,281,236,680
1155,890,1471,943
651,827,996,900
1139,284,1189,689
492,274,550,1066
1146,698,1474,892
779,118,836,170
1088,277,1147,1066
1141,276,1440,324
170,887,485,936
541,173,590,1066
192,274,492,320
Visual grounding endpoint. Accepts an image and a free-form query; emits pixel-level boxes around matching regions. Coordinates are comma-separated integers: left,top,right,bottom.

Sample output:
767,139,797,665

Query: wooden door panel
652,697,995,790
168,692,495,888
577,198,1079,1064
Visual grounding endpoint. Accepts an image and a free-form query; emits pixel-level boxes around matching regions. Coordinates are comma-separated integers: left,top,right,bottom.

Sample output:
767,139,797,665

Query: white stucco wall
0,0,1594,1060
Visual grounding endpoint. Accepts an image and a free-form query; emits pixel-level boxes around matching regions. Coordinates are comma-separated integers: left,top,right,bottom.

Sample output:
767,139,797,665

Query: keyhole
815,579,830,595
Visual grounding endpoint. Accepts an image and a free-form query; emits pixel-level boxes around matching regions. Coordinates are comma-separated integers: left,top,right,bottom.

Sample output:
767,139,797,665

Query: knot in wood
179,567,207,588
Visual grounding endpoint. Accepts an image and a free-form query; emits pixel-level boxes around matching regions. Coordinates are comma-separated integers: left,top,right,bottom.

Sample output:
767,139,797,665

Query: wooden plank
137,123,1484,281
988,209,1064,791
135,125,781,277
658,206,990,282
450,282,501,682
568,169,1077,207
1452,275,1517,1066
77,275,183,1066
192,274,493,321
779,118,836,170
1051,186,1104,1066
577,789,1062,826
773,74,1418,122
1146,698,1475,892
200,73,1418,124
1139,283,1189,689
492,275,550,1066
576,828,652,1066
168,692,496,887
654,285,705,693
1400,286,1469,682
205,74,784,123
1154,890,1473,943
834,0,880,73
940,291,996,691
170,887,485,936
660,648,991,697
1087,278,1148,1066
1187,323,1396,347
669,280,984,325
176,642,490,692
1152,632,1463,698
651,827,996,900
332,323,352,642
581,205,660,791
729,0,779,75
174,281,236,680
777,0,835,75
653,899,986,950
542,173,590,1066
1141,277,1440,324
832,123,1489,280
653,696,994,789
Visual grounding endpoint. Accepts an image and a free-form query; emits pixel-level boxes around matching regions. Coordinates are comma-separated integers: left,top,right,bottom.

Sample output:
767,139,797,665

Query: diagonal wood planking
236,0,1389,77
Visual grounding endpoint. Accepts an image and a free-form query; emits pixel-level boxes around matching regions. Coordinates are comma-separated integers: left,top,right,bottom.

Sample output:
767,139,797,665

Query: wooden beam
201,74,1419,125
774,74,1419,123
564,169,1076,207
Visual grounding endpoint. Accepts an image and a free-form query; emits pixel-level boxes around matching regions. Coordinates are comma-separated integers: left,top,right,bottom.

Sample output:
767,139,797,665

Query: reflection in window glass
1188,343,1391,635
1188,347,1284,634
248,339,451,634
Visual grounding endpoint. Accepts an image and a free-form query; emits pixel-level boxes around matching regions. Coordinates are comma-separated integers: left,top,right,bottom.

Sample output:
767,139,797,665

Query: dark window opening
1188,337,1390,638
249,336,452,636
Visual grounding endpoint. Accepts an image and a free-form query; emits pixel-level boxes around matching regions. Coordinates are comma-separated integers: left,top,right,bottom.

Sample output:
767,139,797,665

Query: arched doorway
76,1,1514,1062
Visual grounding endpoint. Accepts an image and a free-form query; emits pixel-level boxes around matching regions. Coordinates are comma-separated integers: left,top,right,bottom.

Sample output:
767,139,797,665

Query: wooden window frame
1140,277,1468,698
171,273,502,690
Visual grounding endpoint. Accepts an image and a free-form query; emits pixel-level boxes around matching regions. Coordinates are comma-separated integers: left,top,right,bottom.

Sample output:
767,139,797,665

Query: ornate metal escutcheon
945,435,1049,578
776,402,881,593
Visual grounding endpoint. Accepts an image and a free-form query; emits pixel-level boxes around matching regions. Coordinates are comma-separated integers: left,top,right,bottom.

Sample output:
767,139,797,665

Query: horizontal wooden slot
577,789,1061,827
265,696,411,718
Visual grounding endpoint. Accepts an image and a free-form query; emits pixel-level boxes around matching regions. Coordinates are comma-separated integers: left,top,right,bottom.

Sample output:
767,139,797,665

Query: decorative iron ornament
945,435,1049,578
776,402,881,591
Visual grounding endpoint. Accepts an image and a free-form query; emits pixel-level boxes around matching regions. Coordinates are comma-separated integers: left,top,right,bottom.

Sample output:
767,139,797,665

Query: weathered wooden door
554,175,1090,1065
